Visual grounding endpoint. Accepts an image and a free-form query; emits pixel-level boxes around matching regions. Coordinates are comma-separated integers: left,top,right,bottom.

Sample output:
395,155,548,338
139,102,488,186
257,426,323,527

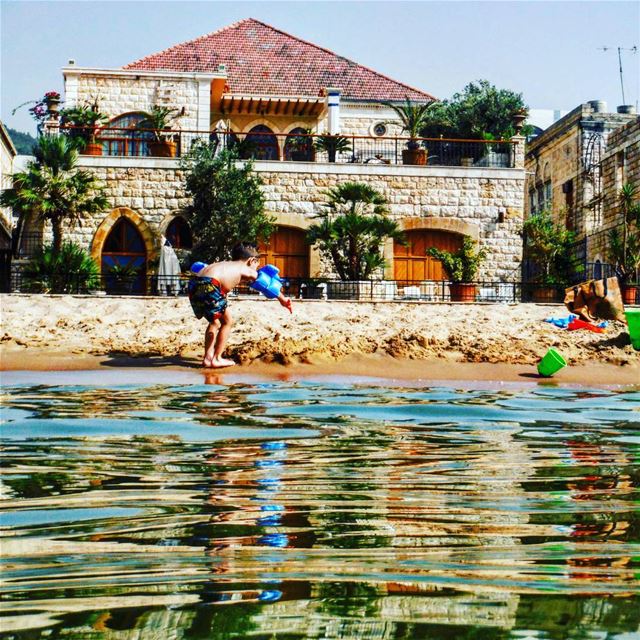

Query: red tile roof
123,18,435,103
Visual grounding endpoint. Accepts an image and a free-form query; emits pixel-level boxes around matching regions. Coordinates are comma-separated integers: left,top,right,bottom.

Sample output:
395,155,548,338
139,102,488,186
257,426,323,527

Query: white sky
2,0,639,134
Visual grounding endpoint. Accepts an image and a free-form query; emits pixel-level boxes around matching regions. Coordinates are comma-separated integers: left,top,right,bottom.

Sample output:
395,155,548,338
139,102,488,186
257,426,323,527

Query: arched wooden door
101,218,147,294
394,230,463,281
259,226,309,295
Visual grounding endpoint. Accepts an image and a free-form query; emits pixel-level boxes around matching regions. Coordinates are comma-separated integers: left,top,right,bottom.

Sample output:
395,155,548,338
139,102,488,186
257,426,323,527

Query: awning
219,95,325,117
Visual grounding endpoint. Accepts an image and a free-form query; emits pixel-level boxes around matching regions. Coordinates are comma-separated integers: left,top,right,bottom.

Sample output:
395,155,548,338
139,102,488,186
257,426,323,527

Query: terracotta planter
450,283,476,302
402,148,427,165
149,140,177,158
622,285,638,305
82,142,103,156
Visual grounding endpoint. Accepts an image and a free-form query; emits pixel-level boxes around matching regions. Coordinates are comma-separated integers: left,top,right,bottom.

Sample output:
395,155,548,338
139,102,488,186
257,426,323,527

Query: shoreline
1,295,638,388
1,349,638,388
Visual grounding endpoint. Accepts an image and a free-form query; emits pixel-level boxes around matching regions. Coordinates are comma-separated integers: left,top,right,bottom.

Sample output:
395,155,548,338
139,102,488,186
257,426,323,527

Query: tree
0,135,108,254
612,182,640,282
521,210,576,284
181,142,274,263
306,182,405,280
420,80,529,140
6,127,37,155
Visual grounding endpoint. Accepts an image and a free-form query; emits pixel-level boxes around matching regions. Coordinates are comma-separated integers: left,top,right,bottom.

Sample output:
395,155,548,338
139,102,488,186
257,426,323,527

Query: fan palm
0,135,108,254
385,97,436,149
307,182,405,280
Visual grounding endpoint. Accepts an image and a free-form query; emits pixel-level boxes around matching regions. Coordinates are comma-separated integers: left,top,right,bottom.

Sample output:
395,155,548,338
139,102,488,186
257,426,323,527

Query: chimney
588,100,607,113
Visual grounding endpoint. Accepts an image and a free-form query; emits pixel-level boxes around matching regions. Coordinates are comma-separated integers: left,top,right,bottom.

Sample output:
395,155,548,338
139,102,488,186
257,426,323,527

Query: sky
1,0,639,135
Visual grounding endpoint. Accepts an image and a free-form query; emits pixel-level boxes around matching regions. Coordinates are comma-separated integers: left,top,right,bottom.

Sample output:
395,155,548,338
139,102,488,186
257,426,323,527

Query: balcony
62,126,519,169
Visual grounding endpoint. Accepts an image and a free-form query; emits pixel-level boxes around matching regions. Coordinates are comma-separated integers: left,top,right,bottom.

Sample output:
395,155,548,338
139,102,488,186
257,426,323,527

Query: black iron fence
59,125,518,169
5,270,603,303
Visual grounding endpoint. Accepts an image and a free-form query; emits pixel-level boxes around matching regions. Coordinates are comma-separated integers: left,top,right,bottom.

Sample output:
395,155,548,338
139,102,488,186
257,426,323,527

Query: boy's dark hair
231,242,259,261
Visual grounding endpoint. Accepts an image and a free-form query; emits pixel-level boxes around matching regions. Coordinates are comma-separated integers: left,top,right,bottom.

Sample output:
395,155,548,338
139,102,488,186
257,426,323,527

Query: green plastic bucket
625,309,640,350
537,347,567,377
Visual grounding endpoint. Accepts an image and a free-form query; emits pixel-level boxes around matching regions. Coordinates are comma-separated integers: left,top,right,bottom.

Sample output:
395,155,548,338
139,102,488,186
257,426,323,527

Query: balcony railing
59,126,518,169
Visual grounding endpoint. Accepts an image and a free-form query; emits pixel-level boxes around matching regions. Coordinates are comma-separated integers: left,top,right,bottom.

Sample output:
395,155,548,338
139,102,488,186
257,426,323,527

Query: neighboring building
15,18,527,291
0,122,16,291
527,108,569,139
524,100,638,272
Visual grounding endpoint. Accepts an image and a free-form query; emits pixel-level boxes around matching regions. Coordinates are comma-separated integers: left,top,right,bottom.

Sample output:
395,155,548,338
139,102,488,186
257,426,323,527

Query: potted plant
137,105,183,157
384,97,435,165
609,183,640,304
105,262,141,295
427,237,487,301
59,99,108,155
12,90,64,134
521,210,576,302
314,133,352,163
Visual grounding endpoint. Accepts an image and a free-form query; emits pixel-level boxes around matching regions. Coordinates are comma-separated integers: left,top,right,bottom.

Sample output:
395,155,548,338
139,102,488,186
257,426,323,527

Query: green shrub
22,242,100,293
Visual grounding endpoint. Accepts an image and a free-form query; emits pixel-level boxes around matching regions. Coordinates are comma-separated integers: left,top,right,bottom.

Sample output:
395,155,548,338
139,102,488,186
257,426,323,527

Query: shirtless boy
188,242,292,368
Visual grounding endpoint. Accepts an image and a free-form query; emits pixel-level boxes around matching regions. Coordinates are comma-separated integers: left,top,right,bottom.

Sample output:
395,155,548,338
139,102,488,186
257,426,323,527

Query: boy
188,242,292,368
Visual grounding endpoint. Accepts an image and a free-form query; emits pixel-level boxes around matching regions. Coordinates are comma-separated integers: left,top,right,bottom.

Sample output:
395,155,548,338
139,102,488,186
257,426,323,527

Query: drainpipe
326,87,342,135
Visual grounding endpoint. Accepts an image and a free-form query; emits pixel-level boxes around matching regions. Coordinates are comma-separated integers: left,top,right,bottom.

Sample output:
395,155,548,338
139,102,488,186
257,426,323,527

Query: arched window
102,218,147,294
165,217,193,249
284,127,314,161
101,113,153,157
245,125,279,160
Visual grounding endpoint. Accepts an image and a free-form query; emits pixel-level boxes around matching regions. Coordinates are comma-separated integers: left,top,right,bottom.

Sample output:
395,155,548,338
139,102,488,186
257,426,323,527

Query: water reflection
0,377,638,638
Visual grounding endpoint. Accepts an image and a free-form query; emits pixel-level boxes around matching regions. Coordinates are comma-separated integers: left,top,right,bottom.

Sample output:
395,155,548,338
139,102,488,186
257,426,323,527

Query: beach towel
564,277,625,323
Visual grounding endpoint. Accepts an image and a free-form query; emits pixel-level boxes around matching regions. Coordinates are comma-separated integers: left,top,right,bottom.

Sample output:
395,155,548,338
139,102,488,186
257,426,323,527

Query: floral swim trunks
188,277,228,322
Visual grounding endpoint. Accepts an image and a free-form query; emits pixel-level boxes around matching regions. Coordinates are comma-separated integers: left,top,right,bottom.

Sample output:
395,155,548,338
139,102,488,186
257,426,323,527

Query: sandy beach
1,294,638,385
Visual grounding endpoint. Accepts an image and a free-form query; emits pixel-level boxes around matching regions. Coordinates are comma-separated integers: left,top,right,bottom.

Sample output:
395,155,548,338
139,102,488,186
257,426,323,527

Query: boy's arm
240,265,259,281
277,291,293,313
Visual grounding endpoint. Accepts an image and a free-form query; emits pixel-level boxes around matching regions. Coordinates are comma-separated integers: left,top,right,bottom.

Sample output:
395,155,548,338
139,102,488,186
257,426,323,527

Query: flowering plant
12,91,63,131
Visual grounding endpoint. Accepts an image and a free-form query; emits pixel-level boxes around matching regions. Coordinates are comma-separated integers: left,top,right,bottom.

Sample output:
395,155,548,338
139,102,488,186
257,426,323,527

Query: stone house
18,18,526,292
524,100,638,275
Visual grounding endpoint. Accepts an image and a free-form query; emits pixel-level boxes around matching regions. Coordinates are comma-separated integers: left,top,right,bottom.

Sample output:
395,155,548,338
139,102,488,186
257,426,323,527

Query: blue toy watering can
250,264,283,299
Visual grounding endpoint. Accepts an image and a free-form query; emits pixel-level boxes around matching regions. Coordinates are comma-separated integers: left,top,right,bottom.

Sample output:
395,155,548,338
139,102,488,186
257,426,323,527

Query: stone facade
0,122,16,242
64,67,218,131
30,156,524,282
524,101,637,266
592,116,640,262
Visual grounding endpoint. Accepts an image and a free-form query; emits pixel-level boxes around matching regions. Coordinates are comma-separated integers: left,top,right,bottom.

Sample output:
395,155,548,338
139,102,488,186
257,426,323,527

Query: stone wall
41,157,524,282
65,69,213,130
592,116,640,262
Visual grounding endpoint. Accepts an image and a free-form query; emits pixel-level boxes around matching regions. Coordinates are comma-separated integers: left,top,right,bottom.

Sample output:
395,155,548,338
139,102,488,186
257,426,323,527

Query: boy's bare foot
210,357,236,368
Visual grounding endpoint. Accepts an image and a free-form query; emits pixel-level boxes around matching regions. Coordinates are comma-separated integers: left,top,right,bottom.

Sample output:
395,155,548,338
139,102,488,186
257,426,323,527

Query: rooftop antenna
598,45,637,105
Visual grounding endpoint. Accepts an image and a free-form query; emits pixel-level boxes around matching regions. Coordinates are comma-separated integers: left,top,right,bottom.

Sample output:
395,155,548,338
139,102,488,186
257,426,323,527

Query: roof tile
124,18,435,102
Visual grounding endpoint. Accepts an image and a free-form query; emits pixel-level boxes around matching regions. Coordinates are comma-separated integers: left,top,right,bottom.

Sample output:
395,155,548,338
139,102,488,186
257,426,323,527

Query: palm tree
0,135,108,254
385,97,436,150
617,182,640,281
307,182,405,280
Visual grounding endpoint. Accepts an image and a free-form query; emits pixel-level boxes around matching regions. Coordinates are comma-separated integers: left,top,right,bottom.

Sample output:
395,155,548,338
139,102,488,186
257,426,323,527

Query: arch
399,217,480,241
245,124,279,160
101,112,152,157
100,218,147,294
160,214,193,250
91,207,157,268
390,218,481,282
243,118,280,135
283,126,314,161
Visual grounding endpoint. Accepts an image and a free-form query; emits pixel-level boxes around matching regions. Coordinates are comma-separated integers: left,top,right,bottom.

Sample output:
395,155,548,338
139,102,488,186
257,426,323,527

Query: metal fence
6,270,588,303
59,126,517,169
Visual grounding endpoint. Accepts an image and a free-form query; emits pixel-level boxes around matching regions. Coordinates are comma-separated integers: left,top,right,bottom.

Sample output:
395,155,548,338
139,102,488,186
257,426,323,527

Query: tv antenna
598,46,637,105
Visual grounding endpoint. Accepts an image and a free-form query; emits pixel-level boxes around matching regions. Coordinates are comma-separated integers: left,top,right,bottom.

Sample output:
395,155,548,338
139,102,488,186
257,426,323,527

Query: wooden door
259,227,309,279
394,230,463,281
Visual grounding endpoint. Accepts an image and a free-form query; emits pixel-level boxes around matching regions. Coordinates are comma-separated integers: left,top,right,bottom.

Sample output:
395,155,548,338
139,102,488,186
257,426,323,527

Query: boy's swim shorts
188,277,228,322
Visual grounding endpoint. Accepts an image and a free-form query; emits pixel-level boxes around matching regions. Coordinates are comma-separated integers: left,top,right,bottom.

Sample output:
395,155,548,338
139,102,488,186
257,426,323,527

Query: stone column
197,79,211,131
511,135,525,168
326,87,342,135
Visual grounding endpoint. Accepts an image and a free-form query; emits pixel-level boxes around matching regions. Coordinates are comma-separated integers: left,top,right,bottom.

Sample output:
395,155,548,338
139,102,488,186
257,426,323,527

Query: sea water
0,370,638,639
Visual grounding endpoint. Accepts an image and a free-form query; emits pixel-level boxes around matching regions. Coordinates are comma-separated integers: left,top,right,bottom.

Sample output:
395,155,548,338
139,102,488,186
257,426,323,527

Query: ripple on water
0,374,638,638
